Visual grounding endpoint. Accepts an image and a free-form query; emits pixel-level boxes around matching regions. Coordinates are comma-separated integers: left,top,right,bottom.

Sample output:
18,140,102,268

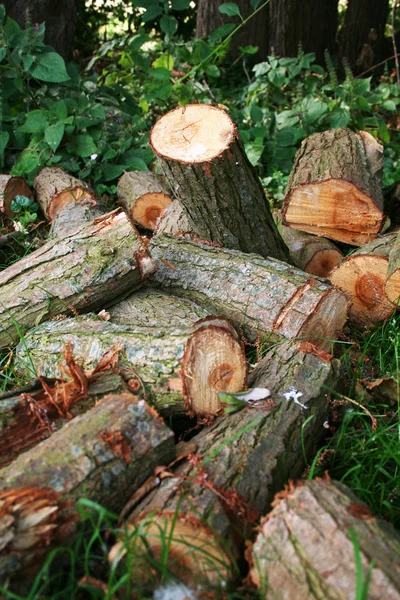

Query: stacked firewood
1,105,399,597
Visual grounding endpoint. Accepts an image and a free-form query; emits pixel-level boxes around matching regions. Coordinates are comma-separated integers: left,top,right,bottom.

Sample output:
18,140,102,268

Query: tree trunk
117,171,172,231
34,167,97,222
154,199,193,236
15,314,247,417
196,0,270,61
385,232,400,305
250,478,400,600
0,210,155,350
269,0,339,65
0,393,175,586
49,197,103,238
3,0,77,60
150,104,291,263
0,175,33,219
329,232,398,323
282,129,385,246
109,341,339,589
273,211,343,278
339,0,390,73
148,234,348,351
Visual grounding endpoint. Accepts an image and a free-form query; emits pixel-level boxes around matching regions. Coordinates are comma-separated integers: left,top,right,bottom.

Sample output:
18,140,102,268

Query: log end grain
0,175,33,218
304,248,343,278
131,192,172,230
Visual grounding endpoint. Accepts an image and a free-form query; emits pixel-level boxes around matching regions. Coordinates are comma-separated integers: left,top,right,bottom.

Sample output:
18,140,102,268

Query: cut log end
131,192,172,230
298,288,348,350
183,319,246,415
283,179,384,246
305,248,343,278
385,272,400,306
109,513,231,588
0,176,33,218
330,254,394,323
150,104,236,164
48,186,96,221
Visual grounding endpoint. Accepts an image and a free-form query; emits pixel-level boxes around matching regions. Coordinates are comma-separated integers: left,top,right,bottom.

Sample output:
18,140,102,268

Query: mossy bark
49,197,102,238
251,479,400,600
0,210,155,350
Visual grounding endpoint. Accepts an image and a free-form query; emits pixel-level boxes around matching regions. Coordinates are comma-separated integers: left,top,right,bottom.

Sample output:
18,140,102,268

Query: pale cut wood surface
117,171,172,230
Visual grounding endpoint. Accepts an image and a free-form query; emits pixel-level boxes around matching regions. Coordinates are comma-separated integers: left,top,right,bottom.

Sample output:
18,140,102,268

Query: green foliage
10,194,39,228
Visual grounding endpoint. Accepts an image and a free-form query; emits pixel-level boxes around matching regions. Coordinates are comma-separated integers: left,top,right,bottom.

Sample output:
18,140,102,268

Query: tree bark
0,210,155,350
339,0,390,73
154,199,193,236
150,104,291,263
385,232,400,306
282,128,385,246
0,175,33,219
0,393,175,586
117,171,173,231
250,478,400,600
148,234,348,351
269,0,339,65
109,341,339,589
329,232,398,323
34,167,97,222
273,211,343,278
196,0,270,61
15,314,247,417
49,197,103,238
3,0,77,60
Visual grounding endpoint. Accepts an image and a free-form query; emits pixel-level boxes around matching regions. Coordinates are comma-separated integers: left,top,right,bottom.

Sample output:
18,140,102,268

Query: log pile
1,106,400,595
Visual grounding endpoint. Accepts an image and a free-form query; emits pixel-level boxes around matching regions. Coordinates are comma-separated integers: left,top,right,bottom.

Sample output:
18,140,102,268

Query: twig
355,52,400,79
392,0,400,87
335,393,377,431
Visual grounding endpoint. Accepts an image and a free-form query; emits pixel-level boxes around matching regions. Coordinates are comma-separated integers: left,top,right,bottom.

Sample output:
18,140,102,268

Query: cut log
0,175,33,218
0,393,175,585
33,167,96,221
0,210,155,350
282,128,385,246
329,232,398,323
150,104,291,263
154,199,193,236
148,234,348,351
109,341,339,589
384,181,400,228
273,211,343,278
385,232,400,306
49,197,102,238
15,314,247,417
117,171,173,231
250,478,400,600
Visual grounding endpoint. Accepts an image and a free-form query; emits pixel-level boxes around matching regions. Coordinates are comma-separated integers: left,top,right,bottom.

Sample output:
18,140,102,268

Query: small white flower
90,153,98,161
323,421,330,429
153,582,196,600
282,386,308,410
138,399,145,409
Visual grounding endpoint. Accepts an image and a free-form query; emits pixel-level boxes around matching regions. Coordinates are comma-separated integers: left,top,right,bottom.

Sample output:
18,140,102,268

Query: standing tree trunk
269,0,339,65
196,0,270,61
3,0,77,60
339,0,390,73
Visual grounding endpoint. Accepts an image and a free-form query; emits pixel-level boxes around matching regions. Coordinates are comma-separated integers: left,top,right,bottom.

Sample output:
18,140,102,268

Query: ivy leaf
160,15,178,36
45,122,65,152
218,3,242,19
30,53,70,83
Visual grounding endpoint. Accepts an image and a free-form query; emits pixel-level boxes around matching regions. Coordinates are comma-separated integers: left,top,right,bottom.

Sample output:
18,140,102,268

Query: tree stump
0,210,155,349
282,129,385,246
15,314,247,417
109,341,339,589
0,393,176,586
33,167,96,221
0,175,33,218
250,478,400,600
117,171,173,231
148,234,348,350
150,104,291,262
329,232,398,323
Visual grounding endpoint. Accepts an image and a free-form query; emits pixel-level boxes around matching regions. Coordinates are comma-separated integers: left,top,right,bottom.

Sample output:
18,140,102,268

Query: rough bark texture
150,105,291,263
269,0,338,65
384,182,400,228
15,314,247,416
34,167,96,221
3,0,77,60
339,0,390,73
385,232,400,305
282,129,385,246
49,197,103,238
329,232,398,323
0,393,175,586
148,235,348,351
154,199,193,236
196,0,270,60
110,341,339,588
117,171,172,231
0,210,154,349
274,211,343,278
250,478,400,600
0,175,33,218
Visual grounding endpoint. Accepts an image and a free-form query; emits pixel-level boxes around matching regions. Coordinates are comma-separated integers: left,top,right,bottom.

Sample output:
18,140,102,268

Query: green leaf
330,108,350,128
0,5,5,23
126,157,149,171
54,100,68,120
18,110,51,134
101,163,127,182
0,131,9,158
383,100,396,112
152,53,174,70
30,53,70,83
4,17,21,40
160,15,178,36
44,122,65,152
378,119,390,143
250,104,263,122
239,45,259,55
205,64,220,78
0,48,6,62
70,135,97,158
301,96,328,124
150,67,172,81
11,149,39,175
142,2,163,22
21,54,34,71
245,137,264,166
171,0,190,9
353,77,371,95
250,0,263,8
209,23,236,42
218,3,242,19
